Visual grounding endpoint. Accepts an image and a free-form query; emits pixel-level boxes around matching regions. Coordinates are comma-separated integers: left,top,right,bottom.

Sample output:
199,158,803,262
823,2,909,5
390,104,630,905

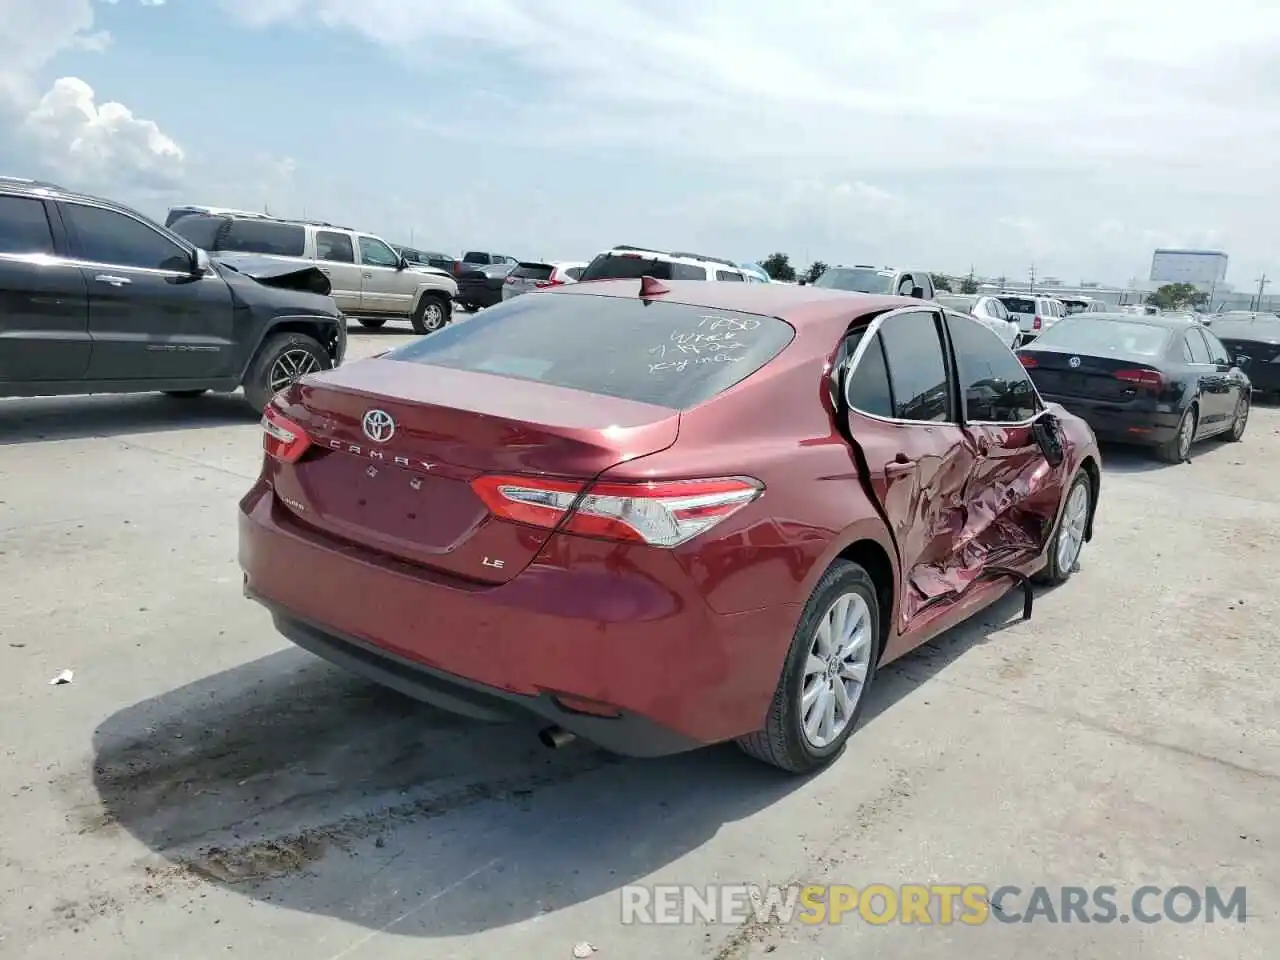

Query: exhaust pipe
539,725,576,749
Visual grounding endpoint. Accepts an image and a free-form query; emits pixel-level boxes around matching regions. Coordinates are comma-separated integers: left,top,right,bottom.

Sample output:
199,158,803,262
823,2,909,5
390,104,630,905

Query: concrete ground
1,323,1276,959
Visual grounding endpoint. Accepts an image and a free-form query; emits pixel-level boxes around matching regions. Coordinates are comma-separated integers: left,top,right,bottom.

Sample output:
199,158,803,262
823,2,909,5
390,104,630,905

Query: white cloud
212,0,1280,282
0,0,183,191
22,77,184,187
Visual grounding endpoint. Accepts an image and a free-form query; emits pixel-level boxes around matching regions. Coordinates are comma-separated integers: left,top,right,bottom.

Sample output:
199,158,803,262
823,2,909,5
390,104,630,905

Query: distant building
1149,249,1229,290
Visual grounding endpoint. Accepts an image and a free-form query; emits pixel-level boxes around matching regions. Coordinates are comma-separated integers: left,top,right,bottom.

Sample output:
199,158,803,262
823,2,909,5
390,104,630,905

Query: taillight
534,278,564,288
1114,368,1165,390
505,275,517,284
452,261,463,275
1033,316,1042,330
469,475,764,547
261,404,311,463
1018,354,1038,368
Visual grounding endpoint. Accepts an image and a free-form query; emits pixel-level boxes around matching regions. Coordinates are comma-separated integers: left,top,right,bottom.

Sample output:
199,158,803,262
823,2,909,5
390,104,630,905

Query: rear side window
387,294,795,410
878,310,952,422
844,331,894,418
316,231,354,263
462,251,490,263
512,263,554,281
0,196,55,255
673,263,707,280
169,215,224,249
716,269,745,281
565,266,584,280
1184,330,1212,363
219,219,305,256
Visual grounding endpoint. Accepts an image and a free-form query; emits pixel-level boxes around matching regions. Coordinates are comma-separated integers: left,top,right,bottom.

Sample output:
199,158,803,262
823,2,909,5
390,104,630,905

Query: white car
995,294,1067,342
935,293,1022,348
502,260,588,300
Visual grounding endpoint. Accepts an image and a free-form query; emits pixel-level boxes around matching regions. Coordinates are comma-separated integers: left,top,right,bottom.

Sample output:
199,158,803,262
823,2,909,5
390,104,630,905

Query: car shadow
0,392,258,446
1096,440,1171,474
84,589,1033,937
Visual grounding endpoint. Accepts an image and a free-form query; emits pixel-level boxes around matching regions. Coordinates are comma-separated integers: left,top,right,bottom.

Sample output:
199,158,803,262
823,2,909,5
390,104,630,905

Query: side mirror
911,286,925,299
192,247,211,276
396,256,409,270
1236,355,1251,369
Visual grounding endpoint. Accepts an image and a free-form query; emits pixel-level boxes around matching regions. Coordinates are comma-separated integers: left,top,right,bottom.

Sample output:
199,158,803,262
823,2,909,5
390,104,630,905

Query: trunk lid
271,359,680,584
1021,348,1157,402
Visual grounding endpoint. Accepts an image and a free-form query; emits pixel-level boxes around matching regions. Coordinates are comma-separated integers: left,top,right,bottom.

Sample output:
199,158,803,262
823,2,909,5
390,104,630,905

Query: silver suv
170,213,459,334
808,265,936,300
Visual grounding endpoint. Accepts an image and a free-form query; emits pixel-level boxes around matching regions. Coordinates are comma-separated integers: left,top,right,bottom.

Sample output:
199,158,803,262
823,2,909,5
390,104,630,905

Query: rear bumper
238,483,798,755
456,281,503,306
1040,393,1179,445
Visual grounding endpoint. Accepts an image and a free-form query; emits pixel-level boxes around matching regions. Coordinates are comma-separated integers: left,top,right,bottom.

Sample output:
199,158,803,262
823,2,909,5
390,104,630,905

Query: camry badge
362,409,395,443
1068,356,1081,368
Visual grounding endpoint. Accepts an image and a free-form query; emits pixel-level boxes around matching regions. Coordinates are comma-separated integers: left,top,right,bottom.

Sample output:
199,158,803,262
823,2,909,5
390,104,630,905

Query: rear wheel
1226,390,1250,442
357,318,386,329
242,331,330,411
1157,403,1197,463
411,293,450,334
1034,470,1091,585
737,560,879,774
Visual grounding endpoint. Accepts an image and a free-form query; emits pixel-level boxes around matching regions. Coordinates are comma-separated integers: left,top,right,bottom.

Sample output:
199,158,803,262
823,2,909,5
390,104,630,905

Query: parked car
453,251,518,278
239,280,1100,774
1119,304,1162,316
808,265,936,301
395,246,455,274
996,294,1066,343
1017,312,1251,462
578,246,750,282
0,180,345,410
934,294,1021,348
1206,313,1280,398
164,204,269,227
169,212,457,334
740,262,780,283
456,260,518,311
502,261,587,300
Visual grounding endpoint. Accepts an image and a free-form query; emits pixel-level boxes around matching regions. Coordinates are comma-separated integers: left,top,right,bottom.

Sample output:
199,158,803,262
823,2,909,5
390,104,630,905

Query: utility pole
1028,263,1037,294
1254,274,1269,310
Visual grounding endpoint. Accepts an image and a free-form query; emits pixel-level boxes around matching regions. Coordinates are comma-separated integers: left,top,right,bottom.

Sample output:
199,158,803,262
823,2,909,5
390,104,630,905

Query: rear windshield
462,251,489,263
811,267,895,294
935,295,978,311
998,297,1037,314
579,253,707,281
1033,317,1170,356
386,292,795,409
512,262,554,281
200,218,306,257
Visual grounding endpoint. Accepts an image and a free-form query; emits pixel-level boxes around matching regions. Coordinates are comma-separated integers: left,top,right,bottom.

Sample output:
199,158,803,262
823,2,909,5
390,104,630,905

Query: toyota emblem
1068,356,1081,368
362,409,395,443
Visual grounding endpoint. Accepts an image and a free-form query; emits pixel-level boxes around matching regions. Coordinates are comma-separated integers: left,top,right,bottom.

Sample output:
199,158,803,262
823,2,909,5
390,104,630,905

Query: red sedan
239,279,1101,774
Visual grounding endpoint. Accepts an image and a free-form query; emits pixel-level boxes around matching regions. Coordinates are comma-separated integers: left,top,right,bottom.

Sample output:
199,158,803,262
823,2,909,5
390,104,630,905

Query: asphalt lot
1,320,1277,959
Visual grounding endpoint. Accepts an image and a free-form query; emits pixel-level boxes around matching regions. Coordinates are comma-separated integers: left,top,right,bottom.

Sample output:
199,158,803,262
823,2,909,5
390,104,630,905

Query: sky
3,0,1280,287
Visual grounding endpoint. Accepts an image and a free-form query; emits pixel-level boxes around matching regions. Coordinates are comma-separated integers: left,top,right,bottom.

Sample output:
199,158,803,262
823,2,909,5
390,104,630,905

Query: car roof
555,278,912,329
597,246,743,271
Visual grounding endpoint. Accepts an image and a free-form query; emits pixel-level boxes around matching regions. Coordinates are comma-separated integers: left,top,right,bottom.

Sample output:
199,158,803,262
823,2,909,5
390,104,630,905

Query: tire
1157,403,1197,463
163,389,208,399
1225,390,1250,442
411,294,451,334
1033,470,1091,586
357,318,387,329
241,331,331,412
737,560,880,774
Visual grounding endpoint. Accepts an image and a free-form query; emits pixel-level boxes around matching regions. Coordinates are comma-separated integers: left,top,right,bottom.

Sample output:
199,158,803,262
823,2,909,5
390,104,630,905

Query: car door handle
884,455,917,478
362,272,372,278
94,274,131,287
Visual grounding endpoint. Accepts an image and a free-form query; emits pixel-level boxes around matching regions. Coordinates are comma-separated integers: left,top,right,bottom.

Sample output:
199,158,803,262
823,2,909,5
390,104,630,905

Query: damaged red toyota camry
238,279,1101,774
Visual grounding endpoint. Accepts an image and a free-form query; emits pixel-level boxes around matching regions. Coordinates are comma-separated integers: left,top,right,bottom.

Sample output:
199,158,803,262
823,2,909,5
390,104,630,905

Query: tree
760,252,796,282
930,273,954,293
1147,283,1208,310
804,261,828,284
959,269,978,295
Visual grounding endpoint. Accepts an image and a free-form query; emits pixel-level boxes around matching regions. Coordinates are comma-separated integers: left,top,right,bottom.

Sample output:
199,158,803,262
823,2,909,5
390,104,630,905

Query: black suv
0,180,346,410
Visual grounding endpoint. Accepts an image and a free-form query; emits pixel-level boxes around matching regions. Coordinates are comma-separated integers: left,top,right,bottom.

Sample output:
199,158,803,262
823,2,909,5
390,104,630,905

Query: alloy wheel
1178,411,1195,459
1231,392,1251,439
800,591,874,749
1055,480,1090,574
268,348,321,394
